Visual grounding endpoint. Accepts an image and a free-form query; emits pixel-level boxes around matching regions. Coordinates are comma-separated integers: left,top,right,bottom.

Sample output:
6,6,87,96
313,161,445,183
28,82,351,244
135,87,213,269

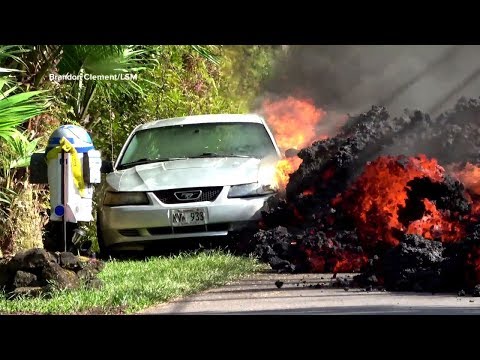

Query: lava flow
449,163,480,216
237,98,480,295
338,155,466,248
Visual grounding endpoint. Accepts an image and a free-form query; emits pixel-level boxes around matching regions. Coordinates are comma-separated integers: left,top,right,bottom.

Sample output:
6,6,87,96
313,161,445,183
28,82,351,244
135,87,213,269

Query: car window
119,122,278,166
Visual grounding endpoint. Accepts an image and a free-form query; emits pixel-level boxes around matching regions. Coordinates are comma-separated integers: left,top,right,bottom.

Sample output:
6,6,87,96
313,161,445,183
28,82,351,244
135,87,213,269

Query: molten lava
246,99,480,294
466,244,480,287
338,155,465,248
406,198,464,243
452,163,480,195
302,188,315,196
447,162,480,216
303,244,368,273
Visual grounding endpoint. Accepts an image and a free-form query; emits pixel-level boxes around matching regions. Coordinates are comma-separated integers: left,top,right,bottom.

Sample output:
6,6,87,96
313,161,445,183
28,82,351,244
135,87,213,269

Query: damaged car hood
106,157,278,192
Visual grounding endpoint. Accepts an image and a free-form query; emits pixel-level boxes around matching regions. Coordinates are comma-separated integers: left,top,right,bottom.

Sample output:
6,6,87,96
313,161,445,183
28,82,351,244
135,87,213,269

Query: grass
0,251,264,314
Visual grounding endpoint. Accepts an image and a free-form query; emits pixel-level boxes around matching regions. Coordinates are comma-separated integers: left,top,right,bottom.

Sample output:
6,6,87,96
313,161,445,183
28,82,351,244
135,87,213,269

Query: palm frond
0,45,31,62
0,187,16,206
0,67,21,73
0,90,48,141
190,45,221,65
7,130,41,168
58,45,159,121
59,45,126,75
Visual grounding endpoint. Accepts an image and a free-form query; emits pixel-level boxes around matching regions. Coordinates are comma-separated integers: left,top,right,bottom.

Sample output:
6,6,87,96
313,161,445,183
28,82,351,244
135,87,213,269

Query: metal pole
61,150,67,252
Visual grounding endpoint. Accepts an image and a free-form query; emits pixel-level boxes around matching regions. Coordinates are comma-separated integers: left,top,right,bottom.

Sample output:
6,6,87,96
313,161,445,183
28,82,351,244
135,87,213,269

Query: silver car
97,114,282,254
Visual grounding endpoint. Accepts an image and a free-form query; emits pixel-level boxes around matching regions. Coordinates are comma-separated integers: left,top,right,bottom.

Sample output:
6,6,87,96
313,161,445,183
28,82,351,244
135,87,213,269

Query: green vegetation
0,44,281,255
0,46,50,255
0,45,280,312
0,251,264,314
88,45,280,162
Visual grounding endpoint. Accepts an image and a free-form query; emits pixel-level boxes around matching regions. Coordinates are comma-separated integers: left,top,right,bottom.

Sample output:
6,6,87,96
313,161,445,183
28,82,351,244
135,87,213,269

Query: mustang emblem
174,190,202,201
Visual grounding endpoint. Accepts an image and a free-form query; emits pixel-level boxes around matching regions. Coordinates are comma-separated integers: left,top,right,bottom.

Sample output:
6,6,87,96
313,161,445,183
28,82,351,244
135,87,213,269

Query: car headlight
103,191,149,206
227,183,276,198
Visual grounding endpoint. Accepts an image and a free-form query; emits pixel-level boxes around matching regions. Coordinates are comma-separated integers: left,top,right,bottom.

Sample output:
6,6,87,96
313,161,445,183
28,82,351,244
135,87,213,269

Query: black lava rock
245,97,480,295
13,271,39,288
382,234,445,292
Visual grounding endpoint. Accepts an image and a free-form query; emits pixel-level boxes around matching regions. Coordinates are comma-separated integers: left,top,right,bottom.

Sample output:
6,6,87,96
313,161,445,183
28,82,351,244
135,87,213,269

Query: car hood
106,157,279,192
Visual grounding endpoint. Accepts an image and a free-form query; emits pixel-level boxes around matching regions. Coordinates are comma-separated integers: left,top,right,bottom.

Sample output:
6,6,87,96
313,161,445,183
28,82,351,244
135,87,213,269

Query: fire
248,96,480,292
261,97,331,190
262,96,327,151
273,157,302,191
338,155,464,248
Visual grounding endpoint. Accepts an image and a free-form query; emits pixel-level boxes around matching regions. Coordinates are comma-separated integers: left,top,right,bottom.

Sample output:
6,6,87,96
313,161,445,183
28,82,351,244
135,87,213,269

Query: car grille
153,187,223,204
148,223,230,235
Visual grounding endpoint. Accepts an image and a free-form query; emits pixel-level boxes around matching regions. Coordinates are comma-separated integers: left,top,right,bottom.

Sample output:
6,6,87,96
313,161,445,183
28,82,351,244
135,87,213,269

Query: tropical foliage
0,44,281,255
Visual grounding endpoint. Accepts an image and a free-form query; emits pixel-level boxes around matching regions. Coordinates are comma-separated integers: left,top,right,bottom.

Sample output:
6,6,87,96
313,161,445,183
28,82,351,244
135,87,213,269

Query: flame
273,157,302,191
262,96,327,151
338,155,465,248
262,97,333,190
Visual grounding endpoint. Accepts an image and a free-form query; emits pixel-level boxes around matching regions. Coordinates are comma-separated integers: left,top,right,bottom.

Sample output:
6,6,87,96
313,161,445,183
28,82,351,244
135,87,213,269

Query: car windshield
118,122,278,168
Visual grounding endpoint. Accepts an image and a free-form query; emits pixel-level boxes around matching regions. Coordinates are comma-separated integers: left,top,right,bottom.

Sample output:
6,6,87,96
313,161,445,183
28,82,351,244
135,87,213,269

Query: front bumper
98,187,271,248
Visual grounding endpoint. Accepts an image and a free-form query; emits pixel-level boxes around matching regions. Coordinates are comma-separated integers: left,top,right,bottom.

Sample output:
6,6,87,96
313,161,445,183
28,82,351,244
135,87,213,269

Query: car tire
96,217,112,260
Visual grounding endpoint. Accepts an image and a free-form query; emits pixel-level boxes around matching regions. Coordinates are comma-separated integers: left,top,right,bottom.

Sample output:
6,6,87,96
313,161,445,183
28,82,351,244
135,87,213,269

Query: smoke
260,45,480,118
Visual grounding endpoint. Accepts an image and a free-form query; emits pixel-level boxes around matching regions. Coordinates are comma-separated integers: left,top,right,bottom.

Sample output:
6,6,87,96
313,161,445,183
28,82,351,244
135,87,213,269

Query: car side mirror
285,148,299,158
101,159,114,174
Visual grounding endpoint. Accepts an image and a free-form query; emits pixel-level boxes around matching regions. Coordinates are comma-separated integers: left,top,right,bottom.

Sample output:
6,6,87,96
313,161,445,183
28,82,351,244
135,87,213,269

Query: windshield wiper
117,157,187,170
190,152,252,158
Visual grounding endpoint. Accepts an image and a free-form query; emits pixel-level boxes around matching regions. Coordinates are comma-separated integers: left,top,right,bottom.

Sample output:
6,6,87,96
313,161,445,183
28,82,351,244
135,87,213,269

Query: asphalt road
140,273,480,315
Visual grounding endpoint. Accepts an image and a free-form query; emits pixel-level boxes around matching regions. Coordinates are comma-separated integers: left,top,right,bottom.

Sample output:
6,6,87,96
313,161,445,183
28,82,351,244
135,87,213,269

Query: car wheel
96,217,112,260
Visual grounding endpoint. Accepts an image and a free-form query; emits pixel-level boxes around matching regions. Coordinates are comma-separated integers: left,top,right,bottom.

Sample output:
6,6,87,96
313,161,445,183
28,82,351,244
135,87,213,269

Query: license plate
170,208,207,227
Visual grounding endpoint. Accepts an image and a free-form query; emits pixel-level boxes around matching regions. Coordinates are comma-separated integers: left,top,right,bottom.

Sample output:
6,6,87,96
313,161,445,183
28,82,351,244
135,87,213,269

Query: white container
48,152,94,223
46,125,99,223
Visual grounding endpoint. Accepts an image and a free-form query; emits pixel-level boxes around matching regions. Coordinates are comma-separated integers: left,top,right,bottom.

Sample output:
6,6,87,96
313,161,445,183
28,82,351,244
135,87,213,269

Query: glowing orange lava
302,188,315,196
406,199,465,243
447,162,480,216
338,155,465,248
451,162,480,195
303,247,368,273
